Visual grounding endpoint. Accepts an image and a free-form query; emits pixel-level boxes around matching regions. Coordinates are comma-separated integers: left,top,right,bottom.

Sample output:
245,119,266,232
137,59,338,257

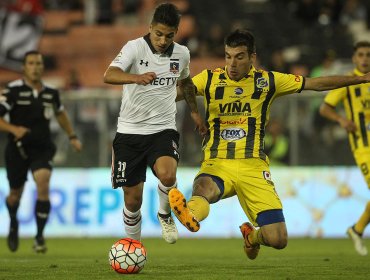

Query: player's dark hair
354,41,370,52
23,50,41,64
152,3,181,28
224,29,256,56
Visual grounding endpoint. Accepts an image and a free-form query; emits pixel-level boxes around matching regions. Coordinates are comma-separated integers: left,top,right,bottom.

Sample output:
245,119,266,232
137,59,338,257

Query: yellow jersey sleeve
192,69,211,97
273,71,304,97
324,87,347,107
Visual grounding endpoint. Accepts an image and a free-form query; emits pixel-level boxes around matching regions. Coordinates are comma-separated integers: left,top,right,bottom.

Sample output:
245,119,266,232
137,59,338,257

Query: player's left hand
190,111,207,137
70,138,82,152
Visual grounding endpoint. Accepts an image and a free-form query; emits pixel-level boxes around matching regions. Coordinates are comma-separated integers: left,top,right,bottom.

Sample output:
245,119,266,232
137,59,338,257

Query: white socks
123,206,142,241
157,181,177,216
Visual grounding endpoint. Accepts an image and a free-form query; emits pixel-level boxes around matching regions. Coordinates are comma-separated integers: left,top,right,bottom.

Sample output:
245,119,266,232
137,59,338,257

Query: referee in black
0,51,82,253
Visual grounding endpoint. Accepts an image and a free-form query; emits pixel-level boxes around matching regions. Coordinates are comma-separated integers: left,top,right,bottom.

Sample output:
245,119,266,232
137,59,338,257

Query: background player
320,41,370,256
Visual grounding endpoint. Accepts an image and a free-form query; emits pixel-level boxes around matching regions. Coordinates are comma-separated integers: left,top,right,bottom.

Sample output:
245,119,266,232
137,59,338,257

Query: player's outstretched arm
103,66,156,85
304,72,370,91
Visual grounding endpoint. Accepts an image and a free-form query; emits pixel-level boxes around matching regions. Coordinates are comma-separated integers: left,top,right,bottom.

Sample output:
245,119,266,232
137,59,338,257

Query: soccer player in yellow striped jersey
170,29,370,260
320,41,370,256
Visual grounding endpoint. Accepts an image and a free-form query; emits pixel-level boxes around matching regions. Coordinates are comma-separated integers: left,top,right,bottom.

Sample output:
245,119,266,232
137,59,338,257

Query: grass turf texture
0,238,368,280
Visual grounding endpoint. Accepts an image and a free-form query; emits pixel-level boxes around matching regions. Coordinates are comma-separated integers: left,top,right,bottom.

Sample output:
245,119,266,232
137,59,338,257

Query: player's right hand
135,72,157,85
12,126,30,141
338,117,357,133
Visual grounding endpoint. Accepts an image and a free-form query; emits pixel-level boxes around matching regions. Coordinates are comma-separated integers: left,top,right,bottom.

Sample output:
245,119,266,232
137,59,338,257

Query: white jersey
110,34,190,135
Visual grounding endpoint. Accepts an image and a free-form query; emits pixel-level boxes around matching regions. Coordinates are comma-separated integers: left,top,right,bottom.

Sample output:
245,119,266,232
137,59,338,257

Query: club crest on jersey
170,62,179,74
256,77,268,89
220,128,246,141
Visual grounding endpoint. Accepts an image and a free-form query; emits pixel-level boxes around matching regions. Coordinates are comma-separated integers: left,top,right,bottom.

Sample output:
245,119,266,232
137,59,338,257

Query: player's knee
8,189,22,203
261,224,288,249
271,237,288,249
125,196,142,211
157,171,176,187
193,178,220,202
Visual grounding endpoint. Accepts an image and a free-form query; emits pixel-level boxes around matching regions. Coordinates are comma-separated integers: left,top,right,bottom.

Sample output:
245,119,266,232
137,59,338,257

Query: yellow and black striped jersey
193,66,304,161
324,68,370,152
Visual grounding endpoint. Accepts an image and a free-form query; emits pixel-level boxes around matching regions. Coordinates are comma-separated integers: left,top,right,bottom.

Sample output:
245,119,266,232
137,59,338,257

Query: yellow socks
354,201,370,235
187,196,210,222
249,228,267,246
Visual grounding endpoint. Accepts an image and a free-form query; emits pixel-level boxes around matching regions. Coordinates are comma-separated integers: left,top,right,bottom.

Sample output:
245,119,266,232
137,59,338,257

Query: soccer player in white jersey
103,3,206,244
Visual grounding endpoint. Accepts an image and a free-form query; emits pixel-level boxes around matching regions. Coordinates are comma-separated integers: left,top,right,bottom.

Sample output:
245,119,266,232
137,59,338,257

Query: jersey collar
143,33,174,56
353,68,365,76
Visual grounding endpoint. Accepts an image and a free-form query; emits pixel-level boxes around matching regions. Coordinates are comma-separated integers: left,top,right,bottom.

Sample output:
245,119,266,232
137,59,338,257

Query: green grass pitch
0,237,368,279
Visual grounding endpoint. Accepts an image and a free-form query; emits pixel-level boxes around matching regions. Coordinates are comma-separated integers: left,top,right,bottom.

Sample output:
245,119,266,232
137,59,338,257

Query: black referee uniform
0,79,62,187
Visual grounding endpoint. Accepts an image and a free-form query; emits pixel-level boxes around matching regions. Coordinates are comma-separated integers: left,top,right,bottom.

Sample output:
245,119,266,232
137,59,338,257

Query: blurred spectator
264,119,290,166
66,69,82,90
267,49,290,73
6,0,44,15
44,0,83,10
310,49,342,77
97,0,113,24
318,0,343,26
295,0,320,24
202,23,225,57
340,0,367,25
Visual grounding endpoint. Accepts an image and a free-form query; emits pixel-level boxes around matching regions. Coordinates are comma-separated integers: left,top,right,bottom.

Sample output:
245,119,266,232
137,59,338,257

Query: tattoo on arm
182,77,198,113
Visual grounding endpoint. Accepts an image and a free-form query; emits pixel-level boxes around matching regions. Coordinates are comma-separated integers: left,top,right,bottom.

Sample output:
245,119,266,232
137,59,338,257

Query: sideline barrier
0,167,369,238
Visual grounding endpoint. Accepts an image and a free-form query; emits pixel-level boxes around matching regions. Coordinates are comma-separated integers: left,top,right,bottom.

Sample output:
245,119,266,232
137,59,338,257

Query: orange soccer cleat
240,222,260,260
169,188,200,232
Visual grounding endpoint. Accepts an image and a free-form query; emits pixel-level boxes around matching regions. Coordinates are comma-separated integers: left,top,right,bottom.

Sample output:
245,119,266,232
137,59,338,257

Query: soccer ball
108,238,147,274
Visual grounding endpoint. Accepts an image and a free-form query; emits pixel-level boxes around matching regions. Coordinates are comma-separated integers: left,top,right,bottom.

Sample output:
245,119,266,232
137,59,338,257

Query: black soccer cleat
33,236,47,253
7,220,19,252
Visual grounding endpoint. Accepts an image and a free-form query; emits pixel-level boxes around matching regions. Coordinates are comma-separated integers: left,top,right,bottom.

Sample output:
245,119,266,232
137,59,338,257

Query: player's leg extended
169,175,221,232
153,156,179,243
238,158,286,259
33,168,52,253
